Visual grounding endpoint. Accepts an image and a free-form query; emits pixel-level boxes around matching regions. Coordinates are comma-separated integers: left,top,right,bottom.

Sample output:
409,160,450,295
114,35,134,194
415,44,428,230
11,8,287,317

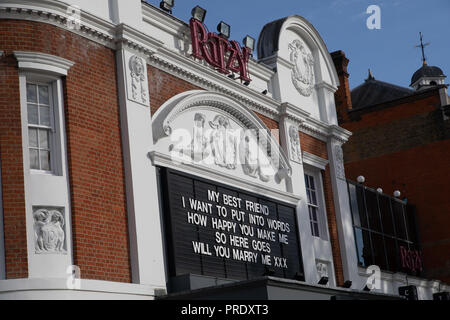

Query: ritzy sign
189,18,251,83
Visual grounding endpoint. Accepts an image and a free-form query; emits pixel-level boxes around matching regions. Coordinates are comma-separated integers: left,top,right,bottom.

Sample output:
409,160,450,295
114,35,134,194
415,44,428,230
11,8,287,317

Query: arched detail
258,15,339,88
279,16,339,88
152,90,292,181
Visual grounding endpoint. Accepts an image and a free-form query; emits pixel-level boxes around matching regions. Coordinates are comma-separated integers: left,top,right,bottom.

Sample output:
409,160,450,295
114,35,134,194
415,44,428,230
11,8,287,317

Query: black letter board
160,168,304,282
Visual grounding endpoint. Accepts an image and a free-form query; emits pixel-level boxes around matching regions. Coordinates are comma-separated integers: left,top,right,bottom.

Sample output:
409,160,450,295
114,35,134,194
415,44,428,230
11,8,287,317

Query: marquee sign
161,168,304,281
189,18,252,83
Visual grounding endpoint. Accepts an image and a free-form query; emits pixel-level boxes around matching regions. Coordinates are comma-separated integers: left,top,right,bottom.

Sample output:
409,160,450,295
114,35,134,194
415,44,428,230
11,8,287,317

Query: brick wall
338,71,450,282
0,52,28,279
148,66,200,116
300,132,345,286
0,20,131,282
331,51,352,123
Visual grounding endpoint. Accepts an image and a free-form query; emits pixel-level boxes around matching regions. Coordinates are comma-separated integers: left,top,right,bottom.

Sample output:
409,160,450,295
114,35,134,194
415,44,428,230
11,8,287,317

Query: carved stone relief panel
169,112,273,182
334,144,345,180
288,39,315,97
126,53,149,106
33,207,67,255
288,125,302,164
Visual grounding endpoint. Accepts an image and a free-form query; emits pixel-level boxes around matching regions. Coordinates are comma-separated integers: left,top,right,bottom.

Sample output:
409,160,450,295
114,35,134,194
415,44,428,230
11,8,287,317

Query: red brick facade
300,133,345,286
148,66,201,116
333,51,450,283
0,52,28,279
0,20,131,282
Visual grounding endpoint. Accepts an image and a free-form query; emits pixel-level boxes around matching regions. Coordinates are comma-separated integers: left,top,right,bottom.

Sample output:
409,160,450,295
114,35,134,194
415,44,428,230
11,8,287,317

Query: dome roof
411,64,445,85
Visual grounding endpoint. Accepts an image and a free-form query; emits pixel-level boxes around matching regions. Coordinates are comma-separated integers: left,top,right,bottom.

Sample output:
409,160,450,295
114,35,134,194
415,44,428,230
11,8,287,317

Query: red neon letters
190,18,251,83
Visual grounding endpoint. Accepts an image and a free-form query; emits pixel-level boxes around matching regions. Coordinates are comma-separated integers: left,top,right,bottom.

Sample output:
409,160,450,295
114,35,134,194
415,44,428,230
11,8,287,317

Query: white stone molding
149,151,300,206
33,207,66,255
148,46,280,120
302,151,329,170
13,51,75,76
326,138,359,285
278,115,318,285
0,278,163,300
153,90,292,182
0,1,116,47
289,39,315,97
116,47,166,288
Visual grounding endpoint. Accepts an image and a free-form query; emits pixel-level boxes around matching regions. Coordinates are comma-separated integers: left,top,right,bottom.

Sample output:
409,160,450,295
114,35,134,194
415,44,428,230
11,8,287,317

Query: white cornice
315,81,338,93
280,102,310,124
115,23,164,55
328,125,352,144
302,151,329,170
141,2,187,37
150,46,282,119
249,59,275,82
0,1,116,47
149,151,301,205
14,51,74,75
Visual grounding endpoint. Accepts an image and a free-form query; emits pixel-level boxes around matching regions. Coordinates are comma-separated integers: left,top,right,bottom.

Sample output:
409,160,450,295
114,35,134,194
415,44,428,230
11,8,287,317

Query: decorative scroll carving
334,145,345,180
289,39,315,97
33,208,66,254
128,55,149,105
289,125,302,164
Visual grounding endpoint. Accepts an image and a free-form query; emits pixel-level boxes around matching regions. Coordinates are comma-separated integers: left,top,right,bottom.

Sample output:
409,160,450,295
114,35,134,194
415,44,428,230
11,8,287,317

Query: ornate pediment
152,91,291,186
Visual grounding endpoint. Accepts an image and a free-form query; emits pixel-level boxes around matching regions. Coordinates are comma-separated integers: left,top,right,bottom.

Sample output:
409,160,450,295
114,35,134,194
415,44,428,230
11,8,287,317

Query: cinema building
0,0,447,299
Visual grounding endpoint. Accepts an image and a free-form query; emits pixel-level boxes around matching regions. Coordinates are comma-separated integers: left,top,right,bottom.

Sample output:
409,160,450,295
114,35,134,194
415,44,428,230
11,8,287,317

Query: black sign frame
158,167,304,283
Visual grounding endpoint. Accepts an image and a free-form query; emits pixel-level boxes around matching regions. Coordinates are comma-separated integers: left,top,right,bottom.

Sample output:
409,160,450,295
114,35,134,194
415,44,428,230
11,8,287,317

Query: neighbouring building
332,48,450,286
0,0,447,300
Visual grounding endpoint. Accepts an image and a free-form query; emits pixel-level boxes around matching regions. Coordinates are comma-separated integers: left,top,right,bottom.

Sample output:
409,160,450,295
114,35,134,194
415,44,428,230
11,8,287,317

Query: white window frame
26,80,58,174
304,166,329,241
22,74,63,176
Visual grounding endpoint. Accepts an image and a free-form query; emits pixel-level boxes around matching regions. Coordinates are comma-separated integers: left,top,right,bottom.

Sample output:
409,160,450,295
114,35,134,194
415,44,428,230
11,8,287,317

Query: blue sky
146,0,450,89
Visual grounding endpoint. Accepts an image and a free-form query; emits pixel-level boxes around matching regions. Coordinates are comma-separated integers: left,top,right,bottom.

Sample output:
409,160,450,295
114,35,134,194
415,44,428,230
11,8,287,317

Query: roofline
348,84,448,115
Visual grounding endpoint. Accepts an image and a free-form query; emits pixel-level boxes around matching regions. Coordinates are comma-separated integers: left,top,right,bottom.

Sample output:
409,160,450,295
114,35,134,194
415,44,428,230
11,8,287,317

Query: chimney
331,50,353,123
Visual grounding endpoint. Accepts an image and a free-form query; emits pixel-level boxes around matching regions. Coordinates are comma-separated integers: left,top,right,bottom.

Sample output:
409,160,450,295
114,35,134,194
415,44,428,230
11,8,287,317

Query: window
26,83,54,172
347,180,423,276
305,174,321,237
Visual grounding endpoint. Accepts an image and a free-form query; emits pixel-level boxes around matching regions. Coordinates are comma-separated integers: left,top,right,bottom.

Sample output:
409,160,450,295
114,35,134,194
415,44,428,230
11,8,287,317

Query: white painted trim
18,72,74,278
14,51,74,76
315,81,338,93
0,278,162,300
149,151,301,206
302,152,329,170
